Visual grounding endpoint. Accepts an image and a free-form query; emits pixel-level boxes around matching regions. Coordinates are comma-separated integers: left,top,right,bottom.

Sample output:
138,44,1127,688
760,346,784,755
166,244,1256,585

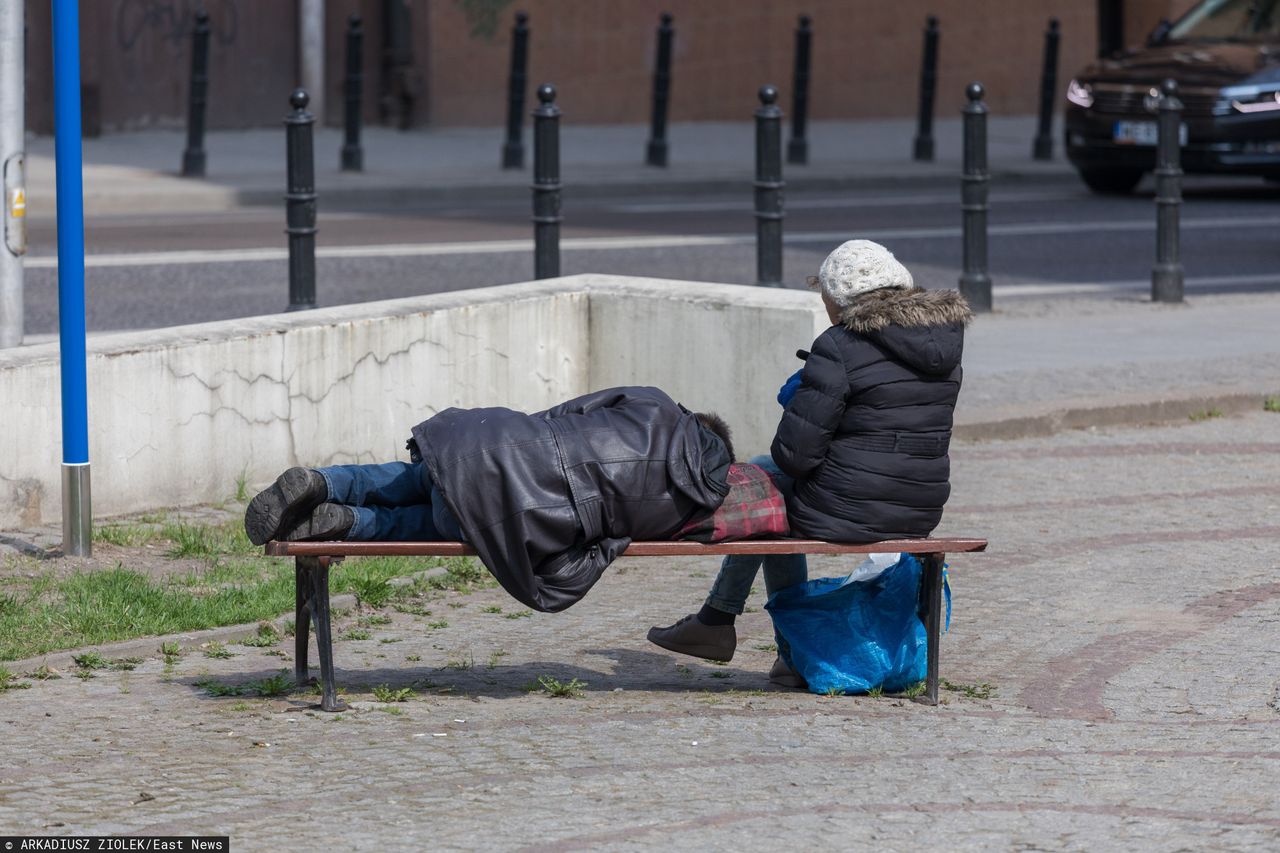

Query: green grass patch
202,641,235,659
753,642,777,653
240,623,283,648
94,522,162,548
0,666,30,692
372,684,414,703
234,469,251,503
162,519,257,560
526,675,587,698
422,559,493,593
0,565,295,661
0,533,446,660
71,652,142,672
901,681,927,698
196,671,292,698
341,628,372,641
1264,396,1280,413
941,679,996,700
1188,408,1224,422
504,609,533,620
481,606,503,614
25,664,60,680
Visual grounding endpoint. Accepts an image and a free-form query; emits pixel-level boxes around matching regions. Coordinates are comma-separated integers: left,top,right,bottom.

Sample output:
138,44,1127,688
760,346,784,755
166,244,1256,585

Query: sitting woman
648,240,972,682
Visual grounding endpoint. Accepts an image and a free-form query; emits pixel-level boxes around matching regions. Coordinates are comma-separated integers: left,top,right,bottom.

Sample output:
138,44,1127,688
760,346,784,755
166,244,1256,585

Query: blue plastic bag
764,554,950,695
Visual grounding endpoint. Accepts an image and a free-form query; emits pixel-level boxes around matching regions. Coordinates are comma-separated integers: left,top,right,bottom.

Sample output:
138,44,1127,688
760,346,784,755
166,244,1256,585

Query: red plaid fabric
677,463,790,542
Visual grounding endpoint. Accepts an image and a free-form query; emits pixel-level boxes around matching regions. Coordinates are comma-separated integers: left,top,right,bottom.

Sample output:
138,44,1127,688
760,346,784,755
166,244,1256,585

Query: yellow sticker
9,188,24,218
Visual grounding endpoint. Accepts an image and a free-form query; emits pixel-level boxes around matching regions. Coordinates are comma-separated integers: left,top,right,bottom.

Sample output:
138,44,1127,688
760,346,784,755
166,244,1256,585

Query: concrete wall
0,282,590,528
586,277,825,462
0,275,826,528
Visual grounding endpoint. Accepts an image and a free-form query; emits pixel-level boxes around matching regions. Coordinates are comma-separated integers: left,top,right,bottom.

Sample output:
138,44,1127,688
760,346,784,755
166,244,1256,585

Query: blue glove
777,369,803,407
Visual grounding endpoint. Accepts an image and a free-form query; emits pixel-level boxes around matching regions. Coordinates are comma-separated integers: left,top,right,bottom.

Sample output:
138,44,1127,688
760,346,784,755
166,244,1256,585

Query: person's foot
282,503,355,541
768,655,806,689
647,614,736,661
244,467,328,545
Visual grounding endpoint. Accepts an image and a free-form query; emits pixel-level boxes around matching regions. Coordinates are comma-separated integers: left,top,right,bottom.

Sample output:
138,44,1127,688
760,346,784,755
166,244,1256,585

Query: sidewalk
0,410,1277,849
23,115,1075,217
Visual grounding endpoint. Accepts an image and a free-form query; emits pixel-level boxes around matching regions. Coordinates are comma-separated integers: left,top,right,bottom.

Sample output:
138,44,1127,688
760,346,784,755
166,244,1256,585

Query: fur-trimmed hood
840,287,972,376
841,287,974,334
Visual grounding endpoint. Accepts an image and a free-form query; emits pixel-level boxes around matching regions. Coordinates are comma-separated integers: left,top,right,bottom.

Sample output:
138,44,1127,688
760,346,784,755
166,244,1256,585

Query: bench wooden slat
265,538,987,558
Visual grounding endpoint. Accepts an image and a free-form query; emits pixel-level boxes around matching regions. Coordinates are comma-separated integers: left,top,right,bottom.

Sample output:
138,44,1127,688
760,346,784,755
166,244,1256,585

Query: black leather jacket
412,386,730,612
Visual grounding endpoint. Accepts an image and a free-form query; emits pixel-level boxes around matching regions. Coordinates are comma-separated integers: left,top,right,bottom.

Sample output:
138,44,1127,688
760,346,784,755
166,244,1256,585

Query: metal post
787,15,812,166
645,13,674,167
1,0,25,348
341,14,364,171
531,84,561,280
51,0,91,556
1032,18,1060,160
181,10,210,177
1152,78,1184,303
299,0,326,126
959,82,992,312
501,12,529,169
913,16,939,162
285,89,317,311
755,85,784,288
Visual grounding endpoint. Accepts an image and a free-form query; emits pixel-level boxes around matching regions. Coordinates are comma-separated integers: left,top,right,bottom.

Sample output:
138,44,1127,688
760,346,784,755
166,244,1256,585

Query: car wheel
1078,168,1145,195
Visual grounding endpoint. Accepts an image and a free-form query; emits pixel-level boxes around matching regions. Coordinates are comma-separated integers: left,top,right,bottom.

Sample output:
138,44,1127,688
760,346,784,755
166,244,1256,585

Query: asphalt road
21,174,1280,335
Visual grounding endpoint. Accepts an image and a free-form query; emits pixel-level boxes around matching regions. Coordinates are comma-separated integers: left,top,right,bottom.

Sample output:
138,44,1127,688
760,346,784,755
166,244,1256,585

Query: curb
955,390,1279,442
49,166,1079,217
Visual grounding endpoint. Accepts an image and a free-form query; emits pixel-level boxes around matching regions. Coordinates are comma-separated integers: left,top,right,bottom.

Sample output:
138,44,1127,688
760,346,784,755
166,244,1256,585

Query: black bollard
1032,18,1060,161
285,89,318,311
1151,78,1184,303
341,14,364,172
646,13,675,167
755,85,785,288
913,16,940,162
181,11,211,177
502,12,530,169
531,84,561,280
787,15,813,166
959,83,992,312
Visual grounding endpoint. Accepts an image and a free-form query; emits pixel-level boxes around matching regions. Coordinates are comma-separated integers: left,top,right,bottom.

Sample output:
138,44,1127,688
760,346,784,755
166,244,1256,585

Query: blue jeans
704,456,808,615
316,461,464,542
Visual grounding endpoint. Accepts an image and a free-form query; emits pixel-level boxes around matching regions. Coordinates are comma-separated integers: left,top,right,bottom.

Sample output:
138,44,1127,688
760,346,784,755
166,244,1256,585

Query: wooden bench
265,538,988,711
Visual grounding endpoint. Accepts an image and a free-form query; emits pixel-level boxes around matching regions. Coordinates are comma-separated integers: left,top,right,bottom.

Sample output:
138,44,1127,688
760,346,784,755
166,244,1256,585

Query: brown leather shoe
647,614,736,662
768,655,806,689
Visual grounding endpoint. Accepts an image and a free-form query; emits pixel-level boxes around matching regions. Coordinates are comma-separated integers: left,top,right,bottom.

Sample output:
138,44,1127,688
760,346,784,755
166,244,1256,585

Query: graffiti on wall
115,0,239,51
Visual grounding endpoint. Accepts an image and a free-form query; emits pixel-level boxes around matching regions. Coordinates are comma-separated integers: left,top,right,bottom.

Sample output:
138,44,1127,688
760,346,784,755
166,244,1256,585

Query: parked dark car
1065,0,1280,193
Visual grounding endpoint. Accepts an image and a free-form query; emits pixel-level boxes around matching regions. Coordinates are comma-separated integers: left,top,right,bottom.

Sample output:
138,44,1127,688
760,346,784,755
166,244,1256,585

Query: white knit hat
817,240,913,308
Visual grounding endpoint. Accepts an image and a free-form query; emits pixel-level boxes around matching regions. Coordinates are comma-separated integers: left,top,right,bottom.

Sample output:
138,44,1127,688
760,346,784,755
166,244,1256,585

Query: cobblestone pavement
1,411,1278,851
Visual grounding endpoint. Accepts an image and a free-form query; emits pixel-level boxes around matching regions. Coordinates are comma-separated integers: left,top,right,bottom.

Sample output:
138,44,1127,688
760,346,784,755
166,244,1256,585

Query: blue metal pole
51,0,91,556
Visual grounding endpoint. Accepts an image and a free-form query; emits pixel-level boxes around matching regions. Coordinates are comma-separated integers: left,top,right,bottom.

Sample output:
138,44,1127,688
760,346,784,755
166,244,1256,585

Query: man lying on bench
245,386,739,614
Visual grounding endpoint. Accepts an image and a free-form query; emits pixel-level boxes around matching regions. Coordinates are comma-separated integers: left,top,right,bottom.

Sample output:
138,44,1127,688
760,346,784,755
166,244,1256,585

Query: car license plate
1113,120,1188,146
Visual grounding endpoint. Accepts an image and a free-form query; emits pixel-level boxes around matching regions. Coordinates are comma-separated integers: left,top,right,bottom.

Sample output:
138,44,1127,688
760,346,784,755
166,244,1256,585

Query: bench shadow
172,646,795,705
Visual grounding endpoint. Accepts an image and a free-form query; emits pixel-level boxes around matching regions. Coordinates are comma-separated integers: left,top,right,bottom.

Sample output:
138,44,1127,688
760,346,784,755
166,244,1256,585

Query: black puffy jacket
771,288,972,542
412,387,730,612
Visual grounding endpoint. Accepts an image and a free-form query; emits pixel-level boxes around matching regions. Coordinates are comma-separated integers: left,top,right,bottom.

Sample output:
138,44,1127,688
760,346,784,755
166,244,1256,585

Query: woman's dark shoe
647,614,736,662
768,655,806,689
282,503,355,541
244,467,328,545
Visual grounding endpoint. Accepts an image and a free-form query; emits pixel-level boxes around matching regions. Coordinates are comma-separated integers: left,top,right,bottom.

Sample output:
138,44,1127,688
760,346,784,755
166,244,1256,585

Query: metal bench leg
916,552,944,706
309,556,348,712
294,557,313,687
